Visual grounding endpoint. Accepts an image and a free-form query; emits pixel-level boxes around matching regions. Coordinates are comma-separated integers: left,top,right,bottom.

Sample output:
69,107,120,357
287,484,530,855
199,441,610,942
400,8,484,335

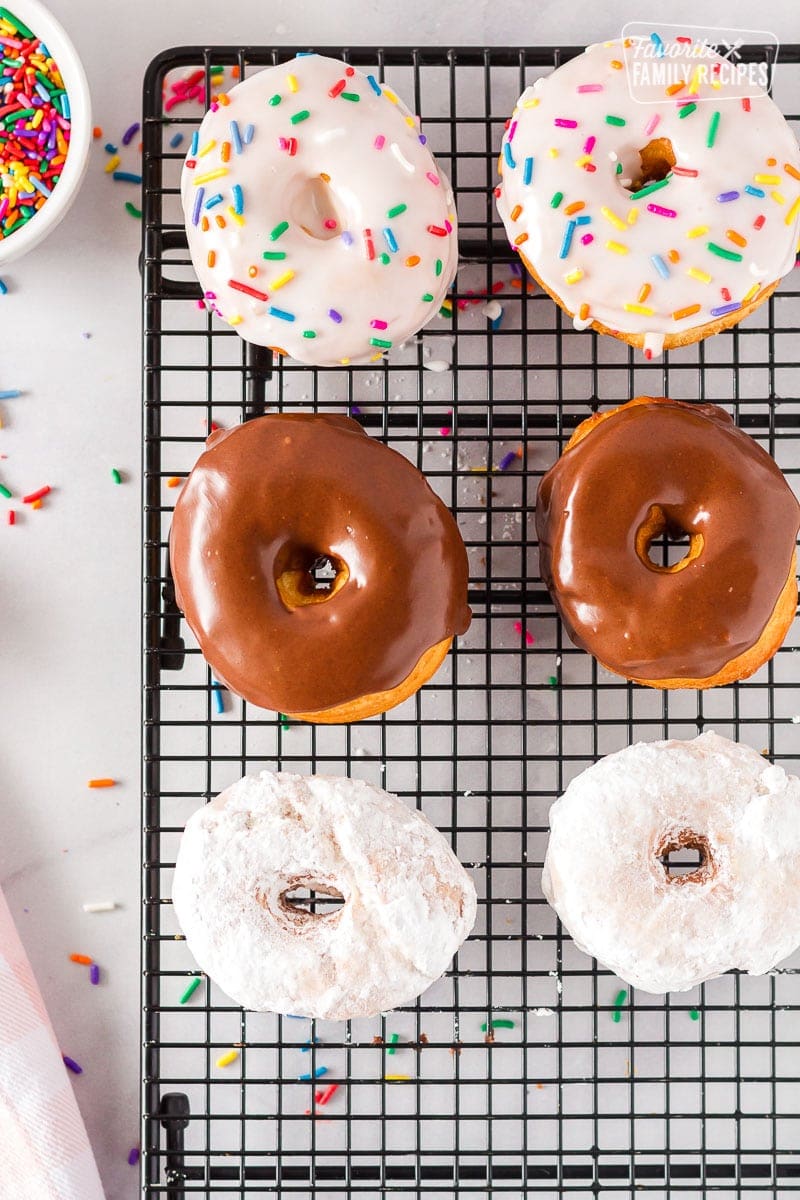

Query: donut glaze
172,771,478,1019
542,733,800,993
496,38,800,356
170,414,471,717
181,54,458,366
535,397,800,686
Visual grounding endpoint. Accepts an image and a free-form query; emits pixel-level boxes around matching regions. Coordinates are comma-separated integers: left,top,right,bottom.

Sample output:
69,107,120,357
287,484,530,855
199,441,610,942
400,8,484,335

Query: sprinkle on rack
179,976,203,1005
211,679,226,714
611,989,628,1022
514,620,535,647
298,1065,329,1081
216,1050,239,1068
497,450,518,471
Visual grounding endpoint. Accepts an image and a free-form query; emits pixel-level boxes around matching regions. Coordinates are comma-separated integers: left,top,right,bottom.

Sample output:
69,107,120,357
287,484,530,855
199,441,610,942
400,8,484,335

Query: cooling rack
141,44,800,1197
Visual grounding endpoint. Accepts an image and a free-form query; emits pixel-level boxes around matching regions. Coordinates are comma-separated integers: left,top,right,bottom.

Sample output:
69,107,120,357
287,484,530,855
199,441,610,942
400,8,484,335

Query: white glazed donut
496,37,800,358
172,771,477,1019
181,54,458,366
542,732,800,993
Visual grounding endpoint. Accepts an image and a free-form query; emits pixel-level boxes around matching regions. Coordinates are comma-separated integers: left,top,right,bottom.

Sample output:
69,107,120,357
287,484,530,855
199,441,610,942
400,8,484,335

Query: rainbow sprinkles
182,54,459,366
0,5,71,239
495,37,800,357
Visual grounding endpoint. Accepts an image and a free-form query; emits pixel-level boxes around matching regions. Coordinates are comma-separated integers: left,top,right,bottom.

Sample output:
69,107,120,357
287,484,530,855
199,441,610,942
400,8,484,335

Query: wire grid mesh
142,44,800,1198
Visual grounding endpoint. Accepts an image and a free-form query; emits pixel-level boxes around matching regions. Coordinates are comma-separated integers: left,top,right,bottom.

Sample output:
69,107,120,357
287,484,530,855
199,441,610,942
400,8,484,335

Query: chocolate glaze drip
536,399,800,681
170,413,471,713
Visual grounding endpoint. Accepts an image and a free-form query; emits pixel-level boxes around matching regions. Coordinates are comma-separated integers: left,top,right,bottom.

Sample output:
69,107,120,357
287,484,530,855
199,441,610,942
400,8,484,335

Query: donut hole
287,174,344,241
656,831,714,886
646,529,693,569
309,555,339,590
280,881,345,919
275,545,349,609
622,136,676,193
635,504,703,575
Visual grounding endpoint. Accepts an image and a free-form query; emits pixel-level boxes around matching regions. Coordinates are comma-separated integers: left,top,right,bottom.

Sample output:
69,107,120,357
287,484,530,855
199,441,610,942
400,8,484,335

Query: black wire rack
142,44,800,1198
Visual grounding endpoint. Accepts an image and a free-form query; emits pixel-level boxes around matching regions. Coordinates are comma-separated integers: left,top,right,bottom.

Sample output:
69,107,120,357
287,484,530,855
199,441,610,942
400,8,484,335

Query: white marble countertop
0,0,796,1196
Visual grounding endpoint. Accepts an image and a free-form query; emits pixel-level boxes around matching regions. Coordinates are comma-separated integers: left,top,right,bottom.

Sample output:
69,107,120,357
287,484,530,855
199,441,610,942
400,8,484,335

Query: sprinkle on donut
496,37,800,356
182,54,458,366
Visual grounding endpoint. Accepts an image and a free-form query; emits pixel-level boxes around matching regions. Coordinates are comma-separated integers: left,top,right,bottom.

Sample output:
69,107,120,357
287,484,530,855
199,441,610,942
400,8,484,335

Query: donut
172,771,478,1019
542,732,800,993
495,37,800,358
181,54,458,366
170,413,472,722
535,397,800,688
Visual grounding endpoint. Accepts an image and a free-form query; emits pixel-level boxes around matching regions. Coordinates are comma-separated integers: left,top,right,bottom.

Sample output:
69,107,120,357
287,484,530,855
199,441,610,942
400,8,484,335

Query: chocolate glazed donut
170,413,472,722
536,397,800,688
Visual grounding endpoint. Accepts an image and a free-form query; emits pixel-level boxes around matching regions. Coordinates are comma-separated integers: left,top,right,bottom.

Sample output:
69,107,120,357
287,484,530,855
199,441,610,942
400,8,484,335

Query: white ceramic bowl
0,0,91,265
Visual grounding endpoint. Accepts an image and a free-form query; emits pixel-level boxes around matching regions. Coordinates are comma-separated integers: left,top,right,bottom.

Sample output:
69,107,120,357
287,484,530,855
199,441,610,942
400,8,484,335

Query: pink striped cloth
0,886,105,1199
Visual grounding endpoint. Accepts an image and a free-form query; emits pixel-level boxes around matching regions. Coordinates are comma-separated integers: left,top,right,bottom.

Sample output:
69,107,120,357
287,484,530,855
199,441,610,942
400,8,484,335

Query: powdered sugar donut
172,771,477,1019
496,37,800,358
181,54,458,366
542,733,800,993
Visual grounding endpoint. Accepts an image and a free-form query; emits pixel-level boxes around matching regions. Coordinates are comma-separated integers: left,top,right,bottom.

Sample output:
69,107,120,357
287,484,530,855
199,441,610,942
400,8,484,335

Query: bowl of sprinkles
0,0,90,263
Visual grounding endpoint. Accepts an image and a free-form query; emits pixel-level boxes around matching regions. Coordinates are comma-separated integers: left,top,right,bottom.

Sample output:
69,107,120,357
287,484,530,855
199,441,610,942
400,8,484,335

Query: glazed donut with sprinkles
496,36,800,358
181,54,458,366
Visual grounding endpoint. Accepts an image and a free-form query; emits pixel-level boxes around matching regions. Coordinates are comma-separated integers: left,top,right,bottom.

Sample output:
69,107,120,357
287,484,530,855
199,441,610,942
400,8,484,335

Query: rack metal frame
142,44,800,1197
